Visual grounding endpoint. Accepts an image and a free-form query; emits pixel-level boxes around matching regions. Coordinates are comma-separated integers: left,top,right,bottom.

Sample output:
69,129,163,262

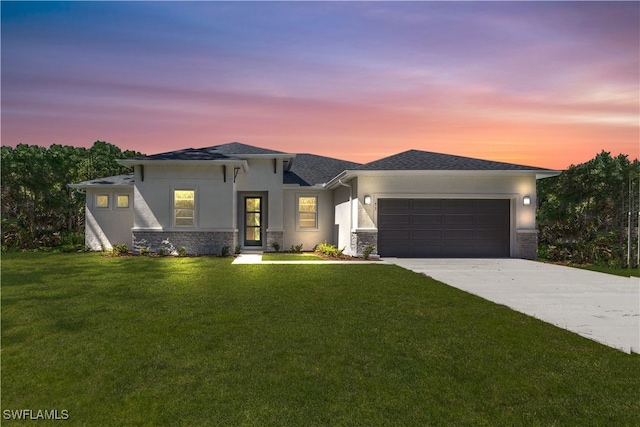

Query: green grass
578,264,640,278
261,252,325,261
2,252,639,425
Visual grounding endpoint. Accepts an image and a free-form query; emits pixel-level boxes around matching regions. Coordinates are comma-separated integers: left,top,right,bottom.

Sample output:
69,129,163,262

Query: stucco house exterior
69,142,560,259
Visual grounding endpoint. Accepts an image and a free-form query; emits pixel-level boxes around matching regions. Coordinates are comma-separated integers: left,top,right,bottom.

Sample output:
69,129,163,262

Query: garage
377,198,510,258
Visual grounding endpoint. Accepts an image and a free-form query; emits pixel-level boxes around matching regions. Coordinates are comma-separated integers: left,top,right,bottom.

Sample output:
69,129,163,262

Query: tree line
537,150,640,267
1,141,142,250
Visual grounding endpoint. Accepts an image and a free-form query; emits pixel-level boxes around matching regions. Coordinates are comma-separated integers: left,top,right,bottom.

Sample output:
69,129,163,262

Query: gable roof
285,154,361,186
356,150,551,171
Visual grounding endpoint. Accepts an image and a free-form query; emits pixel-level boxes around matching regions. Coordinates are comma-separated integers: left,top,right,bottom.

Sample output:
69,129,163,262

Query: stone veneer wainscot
133,230,237,255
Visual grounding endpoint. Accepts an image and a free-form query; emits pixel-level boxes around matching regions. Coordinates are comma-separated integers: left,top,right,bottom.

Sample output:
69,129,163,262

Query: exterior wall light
523,196,531,206
364,195,372,205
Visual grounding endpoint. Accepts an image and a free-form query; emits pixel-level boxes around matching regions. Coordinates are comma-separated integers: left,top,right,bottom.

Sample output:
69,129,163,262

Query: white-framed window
174,190,195,227
116,194,130,209
298,196,318,229
96,194,110,208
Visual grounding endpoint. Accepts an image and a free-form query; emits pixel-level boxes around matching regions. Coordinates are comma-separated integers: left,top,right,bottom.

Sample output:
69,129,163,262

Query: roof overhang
68,183,133,190
117,158,249,172
324,169,563,189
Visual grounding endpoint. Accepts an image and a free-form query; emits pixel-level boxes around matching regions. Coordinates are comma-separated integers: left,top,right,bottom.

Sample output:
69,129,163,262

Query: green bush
112,244,128,255
314,242,345,257
271,242,280,252
178,246,187,257
220,246,231,257
139,247,151,256
290,244,303,253
363,244,375,260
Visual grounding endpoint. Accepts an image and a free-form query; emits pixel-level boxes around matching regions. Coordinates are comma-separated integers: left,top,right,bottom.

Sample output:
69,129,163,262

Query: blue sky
2,1,638,168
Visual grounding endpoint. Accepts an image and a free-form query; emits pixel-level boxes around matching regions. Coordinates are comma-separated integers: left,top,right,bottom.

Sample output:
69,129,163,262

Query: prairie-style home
70,142,560,259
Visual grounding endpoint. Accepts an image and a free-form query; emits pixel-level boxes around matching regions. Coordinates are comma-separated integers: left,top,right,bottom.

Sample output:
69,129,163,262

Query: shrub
139,247,151,256
113,244,128,255
220,246,231,257
363,244,375,260
290,244,303,253
235,245,242,255
271,242,281,252
157,247,170,256
314,241,345,258
178,246,187,257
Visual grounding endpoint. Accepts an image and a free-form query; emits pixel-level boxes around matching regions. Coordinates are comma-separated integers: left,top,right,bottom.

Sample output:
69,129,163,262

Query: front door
244,197,262,246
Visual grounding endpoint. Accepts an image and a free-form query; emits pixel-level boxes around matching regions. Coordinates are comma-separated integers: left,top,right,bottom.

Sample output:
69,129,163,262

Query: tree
1,141,143,250
537,151,640,267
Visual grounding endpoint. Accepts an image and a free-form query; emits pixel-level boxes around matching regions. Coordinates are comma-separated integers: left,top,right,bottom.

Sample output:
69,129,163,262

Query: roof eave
117,158,249,172
68,183,133,190
325,169,562,188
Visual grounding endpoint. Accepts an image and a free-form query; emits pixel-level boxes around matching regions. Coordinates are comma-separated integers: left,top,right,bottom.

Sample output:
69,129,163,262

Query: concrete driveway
386,258,639,354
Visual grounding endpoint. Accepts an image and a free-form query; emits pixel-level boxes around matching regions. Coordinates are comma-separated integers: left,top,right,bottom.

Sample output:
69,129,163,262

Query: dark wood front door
244,197,262,246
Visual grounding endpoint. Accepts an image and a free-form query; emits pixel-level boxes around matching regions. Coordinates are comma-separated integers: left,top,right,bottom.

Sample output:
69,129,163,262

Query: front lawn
579,264,640,278
2,252,639,425
261,252,325,261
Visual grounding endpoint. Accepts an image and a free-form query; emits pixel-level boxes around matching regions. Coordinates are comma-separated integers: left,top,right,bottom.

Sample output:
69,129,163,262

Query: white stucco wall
236,158,285,231
350,172,538,257
333,184,354,253
283,188,335,251
133,164,235,231
85,188,134,250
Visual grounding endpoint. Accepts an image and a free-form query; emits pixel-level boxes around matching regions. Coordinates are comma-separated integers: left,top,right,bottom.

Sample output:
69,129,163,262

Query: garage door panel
411,199,443,211
412,214,443,225
411,229,443,241
442,199,479,210
444,214,475,225
380,199,411,211
476,214,507,226
378,198,510,258
444,229,476,240
379,214,411,226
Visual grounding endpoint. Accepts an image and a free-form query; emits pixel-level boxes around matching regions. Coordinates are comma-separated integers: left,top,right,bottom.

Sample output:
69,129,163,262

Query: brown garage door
378,199,510,258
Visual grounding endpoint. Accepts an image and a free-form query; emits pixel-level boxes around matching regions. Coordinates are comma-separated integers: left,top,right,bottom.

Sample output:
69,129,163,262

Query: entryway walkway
232,251,385,265
386,258,640,354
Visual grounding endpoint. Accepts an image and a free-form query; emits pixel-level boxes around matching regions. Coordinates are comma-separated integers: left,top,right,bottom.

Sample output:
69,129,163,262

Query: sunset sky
2,1,638,169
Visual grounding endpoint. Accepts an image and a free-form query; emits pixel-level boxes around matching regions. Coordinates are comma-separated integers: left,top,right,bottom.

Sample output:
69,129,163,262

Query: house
69,142,560,259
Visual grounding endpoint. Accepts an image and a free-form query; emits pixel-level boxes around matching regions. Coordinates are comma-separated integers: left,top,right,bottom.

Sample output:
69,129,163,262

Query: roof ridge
356,149,553,171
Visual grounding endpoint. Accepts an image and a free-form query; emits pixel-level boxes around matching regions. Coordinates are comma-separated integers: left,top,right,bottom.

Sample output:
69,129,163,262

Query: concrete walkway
232,252,384,265
386,258,639,353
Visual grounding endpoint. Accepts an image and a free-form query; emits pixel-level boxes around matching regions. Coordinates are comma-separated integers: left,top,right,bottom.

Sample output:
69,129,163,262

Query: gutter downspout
338,179,353,253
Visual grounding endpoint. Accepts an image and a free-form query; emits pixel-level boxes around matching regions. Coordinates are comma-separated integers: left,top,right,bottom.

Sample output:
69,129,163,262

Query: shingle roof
285,154,361,186
210,142,287,156
127,142,287,161
138,147,231,161
356,150,551,171
69,173,134,187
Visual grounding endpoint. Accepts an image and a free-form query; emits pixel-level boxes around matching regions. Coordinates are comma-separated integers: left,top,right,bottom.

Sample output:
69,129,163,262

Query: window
96,194,109,208
298,196,317,229
117,194,130,209
174,190,195,227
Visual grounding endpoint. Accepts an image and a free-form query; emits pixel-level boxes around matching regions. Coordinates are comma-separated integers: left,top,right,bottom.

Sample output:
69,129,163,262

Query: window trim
173,189,196,228
116,194,130,210
95,194,110,209
297,195,318,230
